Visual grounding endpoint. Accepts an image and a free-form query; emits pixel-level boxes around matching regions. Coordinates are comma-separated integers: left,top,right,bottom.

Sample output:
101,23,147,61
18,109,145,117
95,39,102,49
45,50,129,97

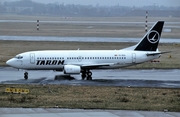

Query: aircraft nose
6,59,14,66
6,58,23,68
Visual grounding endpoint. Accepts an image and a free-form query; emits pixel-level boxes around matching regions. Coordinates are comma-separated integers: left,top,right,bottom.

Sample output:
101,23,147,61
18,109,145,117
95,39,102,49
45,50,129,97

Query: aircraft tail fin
134,21,164,51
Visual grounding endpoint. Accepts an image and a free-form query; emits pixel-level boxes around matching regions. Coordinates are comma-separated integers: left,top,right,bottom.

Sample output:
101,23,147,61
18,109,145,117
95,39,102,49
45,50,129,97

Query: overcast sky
1,0,180,7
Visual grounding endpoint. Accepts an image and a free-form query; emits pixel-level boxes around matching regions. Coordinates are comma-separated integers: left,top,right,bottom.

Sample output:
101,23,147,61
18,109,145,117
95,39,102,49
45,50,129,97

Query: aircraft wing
81,63,114,69
146,51,171,56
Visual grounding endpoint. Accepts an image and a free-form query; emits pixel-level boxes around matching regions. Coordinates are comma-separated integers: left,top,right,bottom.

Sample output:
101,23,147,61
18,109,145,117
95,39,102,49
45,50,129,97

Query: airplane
6,21,166,80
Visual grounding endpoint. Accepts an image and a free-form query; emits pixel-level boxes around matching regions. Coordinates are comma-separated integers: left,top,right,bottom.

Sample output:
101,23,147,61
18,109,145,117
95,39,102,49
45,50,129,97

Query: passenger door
30,53,35,64
132,53,136,63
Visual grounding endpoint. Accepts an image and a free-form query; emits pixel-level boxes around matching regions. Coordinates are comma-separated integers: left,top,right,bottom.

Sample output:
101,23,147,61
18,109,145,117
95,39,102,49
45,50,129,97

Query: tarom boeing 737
6,21,167,80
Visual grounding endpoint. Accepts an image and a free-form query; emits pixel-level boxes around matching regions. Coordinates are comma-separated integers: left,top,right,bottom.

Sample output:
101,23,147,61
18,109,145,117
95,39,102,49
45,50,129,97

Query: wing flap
81,63,113,68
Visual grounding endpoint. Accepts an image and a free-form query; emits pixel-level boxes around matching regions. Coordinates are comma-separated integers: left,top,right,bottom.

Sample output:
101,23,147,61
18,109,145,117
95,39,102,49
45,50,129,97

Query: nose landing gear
24,72,28,80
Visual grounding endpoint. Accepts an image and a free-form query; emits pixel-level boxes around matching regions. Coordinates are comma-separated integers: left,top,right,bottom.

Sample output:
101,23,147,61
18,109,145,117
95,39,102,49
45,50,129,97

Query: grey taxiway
0,67,180,88
1,108,180,117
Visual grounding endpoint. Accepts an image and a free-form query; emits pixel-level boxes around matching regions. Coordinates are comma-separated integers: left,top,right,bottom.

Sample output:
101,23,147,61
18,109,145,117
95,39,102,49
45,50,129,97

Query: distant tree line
0,0,179,17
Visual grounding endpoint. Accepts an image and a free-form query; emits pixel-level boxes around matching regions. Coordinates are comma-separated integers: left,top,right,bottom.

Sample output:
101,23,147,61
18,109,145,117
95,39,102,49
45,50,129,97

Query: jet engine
63,65,81,74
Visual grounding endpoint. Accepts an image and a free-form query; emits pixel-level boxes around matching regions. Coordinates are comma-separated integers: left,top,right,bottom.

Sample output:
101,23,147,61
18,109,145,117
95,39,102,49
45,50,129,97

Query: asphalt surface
0,108,180,117
0,20,180,25
0,67,180,88
0,36,180,43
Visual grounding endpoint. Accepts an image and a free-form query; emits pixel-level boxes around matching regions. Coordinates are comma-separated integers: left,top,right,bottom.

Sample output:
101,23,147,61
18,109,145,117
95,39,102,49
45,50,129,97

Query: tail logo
147,30,160,44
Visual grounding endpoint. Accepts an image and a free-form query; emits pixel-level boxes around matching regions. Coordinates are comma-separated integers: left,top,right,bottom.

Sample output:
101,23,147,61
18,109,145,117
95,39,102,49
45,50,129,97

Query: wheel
87,70,92,80
24,72,28,80
87,76,92,80
24,75,28,80
87,71,92,76
81,69,86,80
81,74,86,80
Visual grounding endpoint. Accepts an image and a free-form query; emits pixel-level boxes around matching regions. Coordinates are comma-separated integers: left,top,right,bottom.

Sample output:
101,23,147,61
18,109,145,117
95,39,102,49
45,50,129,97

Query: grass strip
0,84,180,112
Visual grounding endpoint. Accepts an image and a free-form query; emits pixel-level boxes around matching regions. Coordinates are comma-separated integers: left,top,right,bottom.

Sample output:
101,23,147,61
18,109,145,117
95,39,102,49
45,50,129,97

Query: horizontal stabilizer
146,51,171,56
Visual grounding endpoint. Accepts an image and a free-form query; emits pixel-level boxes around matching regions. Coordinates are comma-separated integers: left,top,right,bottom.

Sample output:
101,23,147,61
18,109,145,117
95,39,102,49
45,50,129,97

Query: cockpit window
15,55,23,59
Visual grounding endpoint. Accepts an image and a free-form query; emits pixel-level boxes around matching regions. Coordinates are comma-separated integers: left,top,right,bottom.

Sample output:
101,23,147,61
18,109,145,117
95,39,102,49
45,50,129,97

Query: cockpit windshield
14,55,23,59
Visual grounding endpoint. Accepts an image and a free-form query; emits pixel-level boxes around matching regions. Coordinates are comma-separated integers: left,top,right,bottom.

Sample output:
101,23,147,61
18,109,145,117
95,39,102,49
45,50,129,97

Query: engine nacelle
63,65,81,74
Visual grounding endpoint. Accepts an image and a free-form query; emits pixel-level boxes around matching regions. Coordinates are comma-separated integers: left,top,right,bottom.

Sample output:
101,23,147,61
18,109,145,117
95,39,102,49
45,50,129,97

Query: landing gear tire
81,69,86,80
87,71,92,80
87,76,92,80
24,72,28,80
81,74,86,80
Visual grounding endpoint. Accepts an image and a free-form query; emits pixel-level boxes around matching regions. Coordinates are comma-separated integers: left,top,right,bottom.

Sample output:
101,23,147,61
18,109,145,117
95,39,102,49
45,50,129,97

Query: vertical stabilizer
134,21,164,51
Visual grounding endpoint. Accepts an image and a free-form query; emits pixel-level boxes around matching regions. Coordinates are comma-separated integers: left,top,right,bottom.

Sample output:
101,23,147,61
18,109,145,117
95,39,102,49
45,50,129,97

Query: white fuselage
6,50,160,71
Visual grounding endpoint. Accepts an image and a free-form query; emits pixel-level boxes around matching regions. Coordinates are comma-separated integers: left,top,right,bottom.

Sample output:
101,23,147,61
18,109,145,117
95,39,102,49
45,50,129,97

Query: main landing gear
81,69,92,80
24,72,28,80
